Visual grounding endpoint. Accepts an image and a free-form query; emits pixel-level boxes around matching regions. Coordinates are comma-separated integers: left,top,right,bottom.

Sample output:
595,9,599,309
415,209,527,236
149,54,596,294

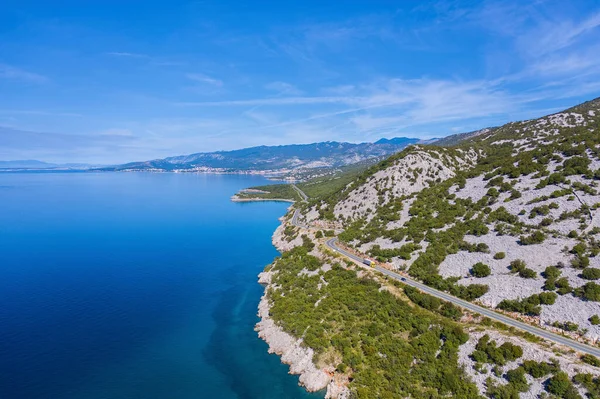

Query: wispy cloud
106,52,149,58
185,73,223,87
0,63,48,83
265,81,302,95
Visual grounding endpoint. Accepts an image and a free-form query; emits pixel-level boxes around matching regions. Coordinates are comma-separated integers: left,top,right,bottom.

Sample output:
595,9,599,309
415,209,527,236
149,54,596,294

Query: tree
546,372,582,398
471,262,491,278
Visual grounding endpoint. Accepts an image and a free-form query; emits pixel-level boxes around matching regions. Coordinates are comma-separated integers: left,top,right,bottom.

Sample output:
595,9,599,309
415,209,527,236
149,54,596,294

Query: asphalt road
291,184,308,203
322,237,600,357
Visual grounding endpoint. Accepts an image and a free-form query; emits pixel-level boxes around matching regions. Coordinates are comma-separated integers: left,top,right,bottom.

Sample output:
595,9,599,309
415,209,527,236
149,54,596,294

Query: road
287,204,600,357
322,237,600,357
291,184,308,203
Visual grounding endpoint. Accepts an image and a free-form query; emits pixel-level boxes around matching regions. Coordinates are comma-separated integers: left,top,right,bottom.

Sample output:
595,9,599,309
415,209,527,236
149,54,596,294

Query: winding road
291,184,308,203
290,201,600,357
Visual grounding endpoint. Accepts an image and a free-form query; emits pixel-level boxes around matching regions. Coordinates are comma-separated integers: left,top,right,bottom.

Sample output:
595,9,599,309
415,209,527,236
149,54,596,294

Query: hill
259,96,600,398
99,138,420,176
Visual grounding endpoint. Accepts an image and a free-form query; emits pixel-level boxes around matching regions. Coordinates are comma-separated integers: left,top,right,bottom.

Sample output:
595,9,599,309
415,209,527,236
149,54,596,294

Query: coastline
254,213,349,399
231,195,295,203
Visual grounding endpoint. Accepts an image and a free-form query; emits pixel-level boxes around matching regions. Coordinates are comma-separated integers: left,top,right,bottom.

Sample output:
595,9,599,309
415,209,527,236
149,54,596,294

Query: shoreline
231,195,295,203
254,214,348,399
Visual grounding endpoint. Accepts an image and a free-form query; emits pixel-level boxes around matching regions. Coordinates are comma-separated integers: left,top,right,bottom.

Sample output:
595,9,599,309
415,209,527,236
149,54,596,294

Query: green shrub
581,354,600,367
546,372,580,398
519,230,546,245
589,315,600,325
575,282,600,301
494,252,506,260
470,335,522,366
471,262,491,278
582,268,600,280
522,359,559,378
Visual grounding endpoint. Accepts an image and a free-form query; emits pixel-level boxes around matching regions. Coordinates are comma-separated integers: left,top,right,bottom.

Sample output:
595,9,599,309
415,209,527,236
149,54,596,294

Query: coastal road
288,208,600,356
292,209,308,229
291,184,308,203
322,237,600,357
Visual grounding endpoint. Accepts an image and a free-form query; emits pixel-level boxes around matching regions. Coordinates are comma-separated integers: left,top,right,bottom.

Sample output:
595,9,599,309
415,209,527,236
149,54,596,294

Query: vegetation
521,359,559,378
471,262,491,278
546,372,581,399
470,335,523,366
582,268,600,280
267,246,481,398
508,260,537,279
497,293,557,316
235,183,301,201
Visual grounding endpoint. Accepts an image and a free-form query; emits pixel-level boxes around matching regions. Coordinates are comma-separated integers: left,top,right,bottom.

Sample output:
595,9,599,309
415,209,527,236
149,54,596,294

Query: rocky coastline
254,215,349,399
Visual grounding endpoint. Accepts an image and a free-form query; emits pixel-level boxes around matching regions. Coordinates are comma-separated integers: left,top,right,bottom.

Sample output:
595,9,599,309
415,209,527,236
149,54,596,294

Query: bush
519,230,546,245
497,293,556,315
546,372,580,398
471,262,491,278
522,359,559,378
494,252,506,260
505,367,529,392
552,321,579,332
555,277,573,295
575,282,600,301
519,268,537,279
582,354,600,367
471,335,523,366
509,259,527,273
315,230,323,238
543,266,562,279
589,315,600,325
582,268,600,280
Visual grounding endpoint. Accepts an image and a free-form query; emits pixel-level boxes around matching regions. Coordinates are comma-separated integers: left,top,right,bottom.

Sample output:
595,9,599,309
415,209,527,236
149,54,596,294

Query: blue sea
0,172,323,399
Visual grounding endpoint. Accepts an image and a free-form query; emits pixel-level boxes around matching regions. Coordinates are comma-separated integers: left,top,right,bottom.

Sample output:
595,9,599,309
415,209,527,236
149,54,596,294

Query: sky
1,0,599,164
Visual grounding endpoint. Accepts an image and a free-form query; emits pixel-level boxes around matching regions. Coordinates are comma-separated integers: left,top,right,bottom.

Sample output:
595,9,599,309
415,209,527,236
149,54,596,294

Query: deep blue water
0,172,322,399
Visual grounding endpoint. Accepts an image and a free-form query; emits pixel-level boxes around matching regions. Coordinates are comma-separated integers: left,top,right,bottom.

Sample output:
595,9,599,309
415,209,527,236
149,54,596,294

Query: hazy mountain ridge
0,160,96,170
100,138,420,173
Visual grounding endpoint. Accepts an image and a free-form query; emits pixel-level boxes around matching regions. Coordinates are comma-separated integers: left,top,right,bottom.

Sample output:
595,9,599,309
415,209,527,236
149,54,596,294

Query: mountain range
98,137,421,173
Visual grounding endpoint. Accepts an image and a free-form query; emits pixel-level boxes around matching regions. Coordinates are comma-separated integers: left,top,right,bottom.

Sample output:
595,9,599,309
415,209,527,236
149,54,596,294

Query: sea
0,172,323,399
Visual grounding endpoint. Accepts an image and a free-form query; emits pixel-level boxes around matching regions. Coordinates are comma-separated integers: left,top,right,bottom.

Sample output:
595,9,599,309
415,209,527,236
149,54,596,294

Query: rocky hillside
257,97,600,399
99,137,419,174
303,98,600,343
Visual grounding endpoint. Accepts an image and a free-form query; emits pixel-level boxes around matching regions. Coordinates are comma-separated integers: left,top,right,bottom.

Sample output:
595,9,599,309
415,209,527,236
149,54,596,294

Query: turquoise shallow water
0,172,323,399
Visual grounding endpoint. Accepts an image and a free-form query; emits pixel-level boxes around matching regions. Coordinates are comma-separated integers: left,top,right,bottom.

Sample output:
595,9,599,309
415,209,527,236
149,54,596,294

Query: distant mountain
0,160,97,170
0,160,58,169
100,138,421,173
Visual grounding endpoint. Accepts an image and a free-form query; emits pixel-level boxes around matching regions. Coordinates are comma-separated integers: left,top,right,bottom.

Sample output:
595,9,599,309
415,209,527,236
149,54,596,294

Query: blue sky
1,0,599,164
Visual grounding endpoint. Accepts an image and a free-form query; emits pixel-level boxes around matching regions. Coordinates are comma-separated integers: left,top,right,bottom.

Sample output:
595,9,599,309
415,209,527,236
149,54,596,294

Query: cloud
0,63,47,83
265,81,302,95
185,73,223,87
175,96,358,107
106,52,149,58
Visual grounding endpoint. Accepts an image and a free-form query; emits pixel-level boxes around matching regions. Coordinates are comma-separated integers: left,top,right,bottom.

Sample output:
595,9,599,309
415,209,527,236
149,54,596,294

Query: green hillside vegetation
237,161,373,202
325,98,600,312
235,184,301,201
266,246,482,398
